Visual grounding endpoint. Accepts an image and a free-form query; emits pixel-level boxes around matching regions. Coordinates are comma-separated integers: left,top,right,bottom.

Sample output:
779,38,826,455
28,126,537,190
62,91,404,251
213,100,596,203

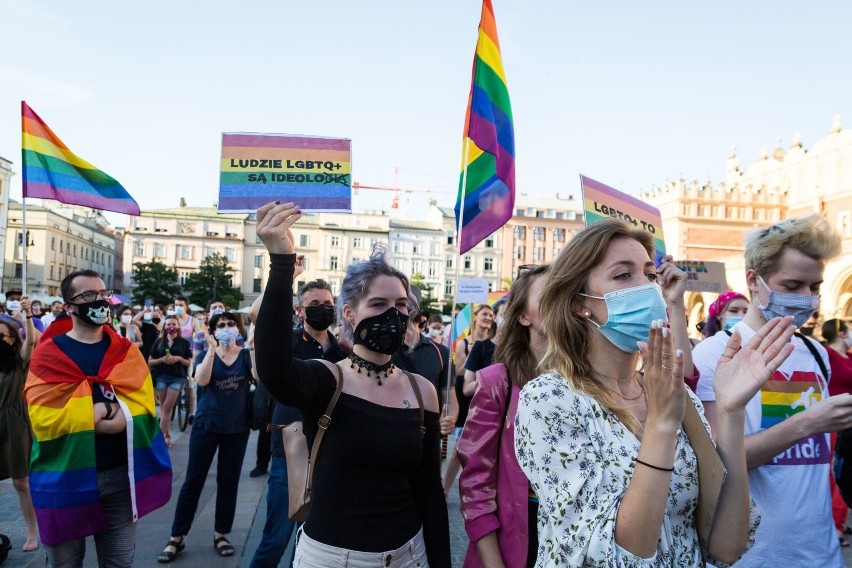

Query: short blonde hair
744,213,841,278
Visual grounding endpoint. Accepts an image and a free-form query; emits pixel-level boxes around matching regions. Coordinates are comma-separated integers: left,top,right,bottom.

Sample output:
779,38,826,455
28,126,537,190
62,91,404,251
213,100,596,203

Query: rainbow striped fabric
455,0,514,255
21,101,140,215
24,319,171,546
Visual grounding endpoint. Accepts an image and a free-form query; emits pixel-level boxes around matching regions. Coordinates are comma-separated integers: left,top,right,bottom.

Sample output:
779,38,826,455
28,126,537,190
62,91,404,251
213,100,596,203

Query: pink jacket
457,363,530,568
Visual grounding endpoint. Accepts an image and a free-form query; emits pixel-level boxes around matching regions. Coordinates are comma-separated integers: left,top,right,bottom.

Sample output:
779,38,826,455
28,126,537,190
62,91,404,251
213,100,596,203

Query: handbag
268,363,344,522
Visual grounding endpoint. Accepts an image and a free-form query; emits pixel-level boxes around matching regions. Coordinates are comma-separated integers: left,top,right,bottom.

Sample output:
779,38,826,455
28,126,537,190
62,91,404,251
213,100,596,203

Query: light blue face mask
724,316,744,331
756,276,819,329
580,282,669,353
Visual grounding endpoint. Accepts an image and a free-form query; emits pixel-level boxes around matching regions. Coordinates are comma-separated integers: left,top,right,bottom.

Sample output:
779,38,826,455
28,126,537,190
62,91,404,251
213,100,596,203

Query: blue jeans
250,456,296,568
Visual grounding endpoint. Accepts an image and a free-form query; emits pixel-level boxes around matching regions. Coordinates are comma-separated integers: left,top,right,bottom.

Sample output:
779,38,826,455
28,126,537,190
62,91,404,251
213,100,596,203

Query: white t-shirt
693,322,841,567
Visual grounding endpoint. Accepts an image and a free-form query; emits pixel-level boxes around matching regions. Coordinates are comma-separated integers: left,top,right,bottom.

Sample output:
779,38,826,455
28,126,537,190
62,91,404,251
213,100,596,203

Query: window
255,235,262,245
370,238,379,248
108,257,111,267
513,226,526,240
50,264,54,279
515,208,524,216
225,248,236,262
60,241,64,253
51,237,55,250
534,227,545,241
181,246,192,260
838,212,852,238
393,242,401,254
353,237,362,248
204,246,214,258
513,245,525,260
135,242,144,256
154,243,165,258
253,278,262,293
254,254,263,268
446,257,454,269
556,212,565,220
73,244,77,257
444,280,454,296
535,210,545,218
428,262,438,277
330,256,339,271
533,246,545,262
446,231,455,245
14,264,22,278
484,236,494,248
413,242,421,254
463,256,472,269
179,271,190,286
413,260,422,274
554,228,566,243
331,236,340,247
553,247,562,259
301,258,308,270
484,257,494,271
430,243,439,255
352,257,361,264
300,234,309,247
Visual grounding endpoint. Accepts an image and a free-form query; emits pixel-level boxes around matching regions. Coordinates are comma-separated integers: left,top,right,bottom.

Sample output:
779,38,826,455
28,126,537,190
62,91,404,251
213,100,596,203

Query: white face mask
121,315,132,325
844,335,852,350
429,327,443,338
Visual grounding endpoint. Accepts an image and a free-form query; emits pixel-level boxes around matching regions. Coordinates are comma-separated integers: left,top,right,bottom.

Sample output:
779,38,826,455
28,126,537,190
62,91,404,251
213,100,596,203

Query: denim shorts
155,376,186,391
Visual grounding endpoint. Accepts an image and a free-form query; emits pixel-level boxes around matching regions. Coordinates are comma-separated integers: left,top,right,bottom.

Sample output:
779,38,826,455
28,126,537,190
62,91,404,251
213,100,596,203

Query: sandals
157,537,185,563
214,535,235,557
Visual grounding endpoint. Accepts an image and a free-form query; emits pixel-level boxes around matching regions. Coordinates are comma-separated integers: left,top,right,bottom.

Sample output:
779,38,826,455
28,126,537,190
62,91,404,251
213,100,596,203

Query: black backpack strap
794,331,829,382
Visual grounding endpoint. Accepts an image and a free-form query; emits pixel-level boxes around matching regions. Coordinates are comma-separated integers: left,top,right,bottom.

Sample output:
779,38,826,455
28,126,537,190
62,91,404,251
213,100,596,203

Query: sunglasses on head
216,321,238,329
517,264,539,279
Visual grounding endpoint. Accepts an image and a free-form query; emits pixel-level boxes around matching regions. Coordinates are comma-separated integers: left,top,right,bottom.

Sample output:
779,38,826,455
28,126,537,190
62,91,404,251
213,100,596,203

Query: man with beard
248,278,346,568
24,270,171,567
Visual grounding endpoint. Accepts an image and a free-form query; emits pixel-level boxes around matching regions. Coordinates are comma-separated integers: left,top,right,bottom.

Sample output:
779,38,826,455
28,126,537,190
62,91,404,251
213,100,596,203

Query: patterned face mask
756,276,819,329
580,283,668,353
353,307,409,355
71,299,111,327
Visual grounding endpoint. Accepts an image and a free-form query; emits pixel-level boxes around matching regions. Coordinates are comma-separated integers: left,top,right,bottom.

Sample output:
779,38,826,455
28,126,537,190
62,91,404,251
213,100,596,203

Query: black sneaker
249,466,268,478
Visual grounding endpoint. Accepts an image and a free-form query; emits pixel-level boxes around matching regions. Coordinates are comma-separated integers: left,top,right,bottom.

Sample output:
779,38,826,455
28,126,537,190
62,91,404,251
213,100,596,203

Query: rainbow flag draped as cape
24,319,171,546
454,0,515,255
21,101,141,215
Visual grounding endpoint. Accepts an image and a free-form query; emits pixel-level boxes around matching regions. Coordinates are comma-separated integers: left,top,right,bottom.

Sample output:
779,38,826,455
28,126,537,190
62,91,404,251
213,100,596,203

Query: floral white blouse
515,371,758,567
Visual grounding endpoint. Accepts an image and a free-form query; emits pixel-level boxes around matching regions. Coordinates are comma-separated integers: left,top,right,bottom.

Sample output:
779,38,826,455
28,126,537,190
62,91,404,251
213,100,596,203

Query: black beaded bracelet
635,458,674,472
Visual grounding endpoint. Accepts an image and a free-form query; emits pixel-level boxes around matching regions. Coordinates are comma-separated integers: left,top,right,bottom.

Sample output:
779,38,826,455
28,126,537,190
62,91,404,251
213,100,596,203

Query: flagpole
442,137,472,459
21,198,28,296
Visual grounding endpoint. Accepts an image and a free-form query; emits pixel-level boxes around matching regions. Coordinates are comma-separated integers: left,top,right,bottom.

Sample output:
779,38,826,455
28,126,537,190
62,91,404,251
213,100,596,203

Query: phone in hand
145,298,152,309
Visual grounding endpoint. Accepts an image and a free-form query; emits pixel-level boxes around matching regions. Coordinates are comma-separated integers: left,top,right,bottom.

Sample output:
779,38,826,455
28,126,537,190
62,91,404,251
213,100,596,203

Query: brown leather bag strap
305,363,344,499
401,370,426,438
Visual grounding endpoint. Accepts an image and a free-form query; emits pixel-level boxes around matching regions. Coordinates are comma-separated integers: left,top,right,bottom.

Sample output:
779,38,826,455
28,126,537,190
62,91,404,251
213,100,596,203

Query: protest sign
456,278,490,304
674,260,729,293
219,132,351,213
580,175,666,262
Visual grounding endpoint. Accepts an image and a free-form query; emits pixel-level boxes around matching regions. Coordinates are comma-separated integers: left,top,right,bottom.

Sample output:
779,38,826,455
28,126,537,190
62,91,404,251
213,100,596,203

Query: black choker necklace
348,353,395,385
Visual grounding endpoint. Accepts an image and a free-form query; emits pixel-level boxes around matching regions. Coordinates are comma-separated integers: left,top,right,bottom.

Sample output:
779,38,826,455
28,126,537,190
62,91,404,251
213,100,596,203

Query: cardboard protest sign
219,133,351,213
674,260,729,293
580,175,665,262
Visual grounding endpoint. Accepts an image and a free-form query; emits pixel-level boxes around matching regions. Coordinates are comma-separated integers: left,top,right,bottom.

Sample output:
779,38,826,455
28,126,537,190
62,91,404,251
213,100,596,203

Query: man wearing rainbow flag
24,270,172,567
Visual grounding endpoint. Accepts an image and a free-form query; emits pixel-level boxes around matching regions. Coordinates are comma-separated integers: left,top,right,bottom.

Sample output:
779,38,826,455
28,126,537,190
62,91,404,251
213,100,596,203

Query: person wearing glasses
692,215,852,566
159,311,253,562
148,315,193,448
24,270,172,567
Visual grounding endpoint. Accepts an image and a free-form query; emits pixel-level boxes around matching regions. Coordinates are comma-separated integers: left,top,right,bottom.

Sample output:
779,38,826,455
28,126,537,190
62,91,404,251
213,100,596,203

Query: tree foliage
183,253,244,308
130,261,182,306
410,272,439,314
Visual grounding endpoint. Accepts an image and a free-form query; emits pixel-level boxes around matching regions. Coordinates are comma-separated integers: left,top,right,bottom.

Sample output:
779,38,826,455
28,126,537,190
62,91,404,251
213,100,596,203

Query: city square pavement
0,424,469,567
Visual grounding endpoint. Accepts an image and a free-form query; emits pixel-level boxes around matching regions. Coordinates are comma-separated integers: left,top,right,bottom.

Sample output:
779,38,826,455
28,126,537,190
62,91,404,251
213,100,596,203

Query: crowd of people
2,201,852,567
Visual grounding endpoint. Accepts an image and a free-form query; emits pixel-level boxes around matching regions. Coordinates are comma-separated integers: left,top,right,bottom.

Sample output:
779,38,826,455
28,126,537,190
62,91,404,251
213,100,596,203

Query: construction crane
352,182,455,208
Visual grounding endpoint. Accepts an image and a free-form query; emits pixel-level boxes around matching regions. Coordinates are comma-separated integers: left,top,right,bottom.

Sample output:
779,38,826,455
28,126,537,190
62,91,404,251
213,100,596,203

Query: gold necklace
597,374,645,401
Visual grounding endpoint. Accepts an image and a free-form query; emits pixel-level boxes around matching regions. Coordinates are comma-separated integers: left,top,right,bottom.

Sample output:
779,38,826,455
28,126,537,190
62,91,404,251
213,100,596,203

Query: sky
2,1,851,228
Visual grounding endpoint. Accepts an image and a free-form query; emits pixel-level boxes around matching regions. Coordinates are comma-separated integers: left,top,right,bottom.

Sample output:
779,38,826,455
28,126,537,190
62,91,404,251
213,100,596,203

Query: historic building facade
643,115,852,328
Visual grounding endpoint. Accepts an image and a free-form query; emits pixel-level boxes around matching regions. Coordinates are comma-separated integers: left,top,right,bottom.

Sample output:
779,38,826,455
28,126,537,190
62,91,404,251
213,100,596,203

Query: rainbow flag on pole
455,0,514,255
21,101,140,215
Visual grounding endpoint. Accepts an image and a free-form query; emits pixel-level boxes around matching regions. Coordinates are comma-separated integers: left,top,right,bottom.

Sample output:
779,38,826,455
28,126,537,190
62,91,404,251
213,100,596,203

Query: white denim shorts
293,526,428,568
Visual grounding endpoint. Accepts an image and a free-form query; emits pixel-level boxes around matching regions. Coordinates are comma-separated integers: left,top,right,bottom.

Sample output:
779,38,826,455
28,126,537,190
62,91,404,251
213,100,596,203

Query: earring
583,311,590,317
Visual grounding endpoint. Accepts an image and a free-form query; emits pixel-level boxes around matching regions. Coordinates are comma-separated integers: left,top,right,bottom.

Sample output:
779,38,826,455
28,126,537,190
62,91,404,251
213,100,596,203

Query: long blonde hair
539,220,654,436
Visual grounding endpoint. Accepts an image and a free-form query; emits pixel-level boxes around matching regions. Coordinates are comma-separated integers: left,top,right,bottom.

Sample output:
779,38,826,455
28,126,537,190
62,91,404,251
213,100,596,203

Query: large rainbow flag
455,0,514,255
21,101,140,215
24,319,171,545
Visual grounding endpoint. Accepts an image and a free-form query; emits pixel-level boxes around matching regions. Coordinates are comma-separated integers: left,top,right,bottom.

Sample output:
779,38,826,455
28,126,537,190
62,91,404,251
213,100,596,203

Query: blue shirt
194,349,252,434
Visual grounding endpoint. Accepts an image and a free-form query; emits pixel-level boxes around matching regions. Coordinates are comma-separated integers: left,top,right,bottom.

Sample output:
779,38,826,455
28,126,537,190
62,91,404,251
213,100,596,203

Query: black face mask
151,317,162,324
304,305,336,331
800,326,815,337
70,299,111,327
0,340,15,362
353,307,409,355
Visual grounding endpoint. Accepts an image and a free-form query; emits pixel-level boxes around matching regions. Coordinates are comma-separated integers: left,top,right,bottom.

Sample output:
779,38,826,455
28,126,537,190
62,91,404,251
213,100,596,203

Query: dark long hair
0,321,23,373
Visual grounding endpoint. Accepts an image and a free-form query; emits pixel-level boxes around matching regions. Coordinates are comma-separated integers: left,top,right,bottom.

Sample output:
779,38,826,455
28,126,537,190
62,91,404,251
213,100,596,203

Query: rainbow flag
455,0,514,255
21,101,140,215
760,371,824,429
489,290,509,306
24,319,171,546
